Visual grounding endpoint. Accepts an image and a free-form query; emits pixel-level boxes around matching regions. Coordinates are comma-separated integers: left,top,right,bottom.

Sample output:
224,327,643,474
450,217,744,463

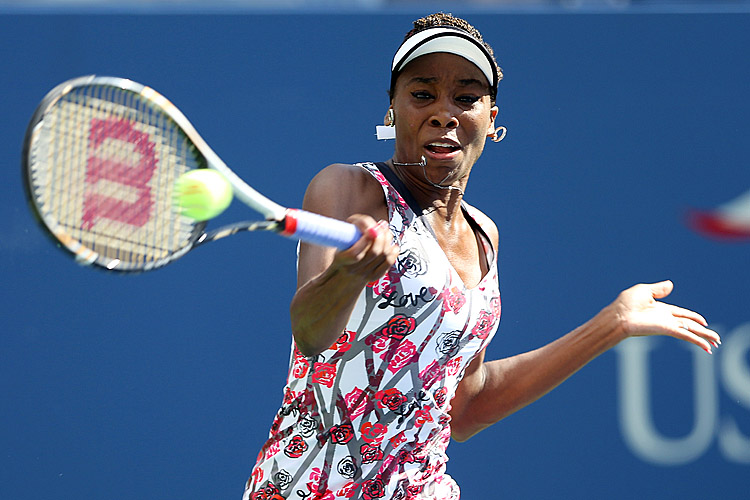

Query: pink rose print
386,340,417,374
312,362,337,388
441,286,466,314
264,441,281,461
307,467,332,498
343,387,370,418
418,360,444,389
368,334,394,354
471,310,495,339
309,466,328,486
369,272,394,296
490,296,501,318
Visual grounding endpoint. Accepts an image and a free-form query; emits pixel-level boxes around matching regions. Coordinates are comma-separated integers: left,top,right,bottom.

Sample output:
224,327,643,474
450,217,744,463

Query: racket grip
282,209,361,249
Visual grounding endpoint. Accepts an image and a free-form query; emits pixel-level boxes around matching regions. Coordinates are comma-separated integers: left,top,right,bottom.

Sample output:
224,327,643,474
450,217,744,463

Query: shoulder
465,203,499,250
302,163,387,221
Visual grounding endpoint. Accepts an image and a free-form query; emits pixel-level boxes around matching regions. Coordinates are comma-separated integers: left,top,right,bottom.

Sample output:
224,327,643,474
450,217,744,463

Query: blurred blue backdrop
1,8,749,500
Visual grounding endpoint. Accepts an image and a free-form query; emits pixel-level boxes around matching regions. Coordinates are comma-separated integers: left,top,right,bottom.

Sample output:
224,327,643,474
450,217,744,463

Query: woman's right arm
290,164,399,357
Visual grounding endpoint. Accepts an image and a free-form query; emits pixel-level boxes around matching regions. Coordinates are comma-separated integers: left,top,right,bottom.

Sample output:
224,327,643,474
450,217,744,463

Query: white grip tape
284,209,361,249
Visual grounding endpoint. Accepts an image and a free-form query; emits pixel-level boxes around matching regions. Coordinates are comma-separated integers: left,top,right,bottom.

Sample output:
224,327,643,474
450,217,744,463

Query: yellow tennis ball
174,169,233,220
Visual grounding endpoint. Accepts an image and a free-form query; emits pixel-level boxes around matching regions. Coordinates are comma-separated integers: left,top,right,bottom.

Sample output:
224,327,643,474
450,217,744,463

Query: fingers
647,280,674,300
672,315,722,354
337,215,399,281
619,280,721,355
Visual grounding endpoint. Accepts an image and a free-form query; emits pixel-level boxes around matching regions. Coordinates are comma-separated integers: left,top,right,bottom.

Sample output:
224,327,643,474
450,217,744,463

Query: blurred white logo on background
615,323,750,465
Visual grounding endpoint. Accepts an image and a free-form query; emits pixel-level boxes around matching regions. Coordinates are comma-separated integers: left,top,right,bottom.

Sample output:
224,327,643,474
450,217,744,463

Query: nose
429,100,459,129
430,115,459,129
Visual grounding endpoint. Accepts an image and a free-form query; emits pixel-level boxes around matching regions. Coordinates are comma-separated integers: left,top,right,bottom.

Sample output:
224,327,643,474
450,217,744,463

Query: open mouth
425,141,460,155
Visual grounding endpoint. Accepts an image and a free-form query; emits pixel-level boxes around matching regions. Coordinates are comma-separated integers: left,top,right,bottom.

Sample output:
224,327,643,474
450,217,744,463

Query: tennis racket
22,75,361,272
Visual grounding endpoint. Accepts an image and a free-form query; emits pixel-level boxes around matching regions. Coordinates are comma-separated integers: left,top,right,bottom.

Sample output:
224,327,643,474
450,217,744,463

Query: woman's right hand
329,214,400,284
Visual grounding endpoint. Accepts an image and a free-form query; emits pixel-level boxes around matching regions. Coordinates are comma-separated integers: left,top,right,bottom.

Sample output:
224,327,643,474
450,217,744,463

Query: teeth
429,142,457,148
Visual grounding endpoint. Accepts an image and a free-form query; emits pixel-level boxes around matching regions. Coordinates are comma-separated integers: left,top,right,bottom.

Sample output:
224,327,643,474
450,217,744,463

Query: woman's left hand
610,280,721,353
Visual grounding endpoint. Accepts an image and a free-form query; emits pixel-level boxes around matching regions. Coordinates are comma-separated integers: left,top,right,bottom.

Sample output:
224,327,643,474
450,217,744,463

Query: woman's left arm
449,280,721,442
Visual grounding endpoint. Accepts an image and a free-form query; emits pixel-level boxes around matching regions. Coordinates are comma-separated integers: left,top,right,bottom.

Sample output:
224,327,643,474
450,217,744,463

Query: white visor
391,26,497,93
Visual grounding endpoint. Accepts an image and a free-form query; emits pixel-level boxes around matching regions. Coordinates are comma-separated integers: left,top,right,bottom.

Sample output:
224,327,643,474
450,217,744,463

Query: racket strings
29,83,201,270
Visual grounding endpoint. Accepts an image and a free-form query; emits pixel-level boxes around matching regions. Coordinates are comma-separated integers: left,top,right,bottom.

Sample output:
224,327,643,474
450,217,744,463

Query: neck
387,157,466,218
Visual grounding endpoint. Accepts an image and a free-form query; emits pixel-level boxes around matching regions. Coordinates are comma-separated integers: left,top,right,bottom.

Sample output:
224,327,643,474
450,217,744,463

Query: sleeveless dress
244,162,501,500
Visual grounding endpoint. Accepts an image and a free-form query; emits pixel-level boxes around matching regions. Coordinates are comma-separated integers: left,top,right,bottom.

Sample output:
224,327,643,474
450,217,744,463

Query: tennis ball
174,169,233,220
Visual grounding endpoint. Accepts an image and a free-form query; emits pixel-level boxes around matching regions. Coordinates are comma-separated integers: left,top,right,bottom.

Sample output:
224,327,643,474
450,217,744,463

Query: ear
486,106,499,137
384,107,395,126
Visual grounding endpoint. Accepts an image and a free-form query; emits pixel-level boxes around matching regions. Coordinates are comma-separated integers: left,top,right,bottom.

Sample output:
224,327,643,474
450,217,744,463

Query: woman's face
390,52,498,184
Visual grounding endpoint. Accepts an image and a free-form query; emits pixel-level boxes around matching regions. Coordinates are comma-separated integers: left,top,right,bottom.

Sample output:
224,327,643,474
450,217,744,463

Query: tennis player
244,13,720,500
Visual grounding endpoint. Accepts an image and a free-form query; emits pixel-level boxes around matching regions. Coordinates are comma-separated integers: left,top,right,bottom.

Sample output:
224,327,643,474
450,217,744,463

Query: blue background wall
1,11,749,500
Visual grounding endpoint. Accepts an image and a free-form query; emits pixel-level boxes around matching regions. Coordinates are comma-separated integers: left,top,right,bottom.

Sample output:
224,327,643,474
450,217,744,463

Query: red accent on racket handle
282,209,361,249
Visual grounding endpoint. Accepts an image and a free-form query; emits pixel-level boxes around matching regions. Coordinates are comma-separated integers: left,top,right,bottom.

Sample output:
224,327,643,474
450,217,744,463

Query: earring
385,108,394,126
376,108,396,140
490,126,507,143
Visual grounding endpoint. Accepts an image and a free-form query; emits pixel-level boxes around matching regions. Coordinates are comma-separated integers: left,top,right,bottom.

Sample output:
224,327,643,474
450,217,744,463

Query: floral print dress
245,162,501,500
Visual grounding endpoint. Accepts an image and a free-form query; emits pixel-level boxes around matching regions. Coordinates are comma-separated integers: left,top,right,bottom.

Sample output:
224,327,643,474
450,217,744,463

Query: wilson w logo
82,117,157,230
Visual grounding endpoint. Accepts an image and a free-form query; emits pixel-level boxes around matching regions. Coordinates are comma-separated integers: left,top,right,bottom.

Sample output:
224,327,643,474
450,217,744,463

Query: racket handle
282,209,361,249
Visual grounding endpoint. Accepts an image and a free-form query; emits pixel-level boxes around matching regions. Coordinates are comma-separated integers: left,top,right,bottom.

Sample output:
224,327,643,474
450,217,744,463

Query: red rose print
471,310,495,339
312,362,337,388
433,386,448,408
361,477,386,500
446,356,462,377
396,448,417,464
283,435,308,459
336,481,360,498
329,330,353,352
250,466,264,485
251,482,285,500
292,356,309,379
329,423,355,444
414,405,433,427
378,314,416,341
360,443,384,464
374,388,407,411
283,388,297,405
386,340,417,374
360,421,387,444
388,431,406,448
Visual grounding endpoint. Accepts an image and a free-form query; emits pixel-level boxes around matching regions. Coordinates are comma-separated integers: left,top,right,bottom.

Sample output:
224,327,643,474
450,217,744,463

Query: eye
411,90,434,100
456,95,481,105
